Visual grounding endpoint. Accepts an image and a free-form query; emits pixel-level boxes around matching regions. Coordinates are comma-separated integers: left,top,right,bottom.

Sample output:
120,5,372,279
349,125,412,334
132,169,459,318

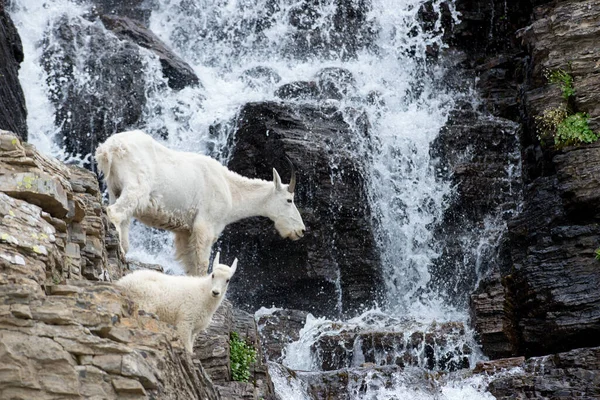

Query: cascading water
9,0,521,397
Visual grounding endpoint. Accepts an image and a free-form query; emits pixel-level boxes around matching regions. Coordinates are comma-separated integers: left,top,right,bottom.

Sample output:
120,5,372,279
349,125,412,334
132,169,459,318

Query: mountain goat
116,252,236,353
95,130,306,275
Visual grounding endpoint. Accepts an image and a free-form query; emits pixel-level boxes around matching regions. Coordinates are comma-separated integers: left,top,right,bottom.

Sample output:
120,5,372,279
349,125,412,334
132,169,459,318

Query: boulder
42,15,146,160
256,309,309,362
0,2,27,140
487,347,600,398
239,66,281,90
218,101,383,318
99,15,201,90
89,0,155,27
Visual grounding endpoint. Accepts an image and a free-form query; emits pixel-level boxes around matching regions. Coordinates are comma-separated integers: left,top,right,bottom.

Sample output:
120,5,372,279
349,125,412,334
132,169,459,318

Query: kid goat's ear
230,258,238,275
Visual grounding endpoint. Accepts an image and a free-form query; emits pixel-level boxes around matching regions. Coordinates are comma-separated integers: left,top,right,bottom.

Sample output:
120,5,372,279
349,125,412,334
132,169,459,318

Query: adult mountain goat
95,130,306,275
117,252,237,353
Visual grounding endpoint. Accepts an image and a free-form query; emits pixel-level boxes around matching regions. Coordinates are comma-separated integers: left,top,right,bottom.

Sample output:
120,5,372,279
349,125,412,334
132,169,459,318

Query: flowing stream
8,0,519,397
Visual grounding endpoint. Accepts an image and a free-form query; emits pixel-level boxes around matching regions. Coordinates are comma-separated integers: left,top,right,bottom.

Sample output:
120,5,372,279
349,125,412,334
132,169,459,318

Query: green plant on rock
545,68,575,100
555,113,598,147
536,67,598,148
595,248,600,261
230,331,257,383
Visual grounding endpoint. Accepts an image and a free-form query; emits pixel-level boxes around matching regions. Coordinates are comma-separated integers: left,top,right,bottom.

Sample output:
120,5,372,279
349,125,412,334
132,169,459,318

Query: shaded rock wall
0,0,27,140
455,0,600,363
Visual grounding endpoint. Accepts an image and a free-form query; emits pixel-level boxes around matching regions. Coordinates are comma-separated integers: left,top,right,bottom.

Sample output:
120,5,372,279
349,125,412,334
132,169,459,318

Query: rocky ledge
0,131,274,400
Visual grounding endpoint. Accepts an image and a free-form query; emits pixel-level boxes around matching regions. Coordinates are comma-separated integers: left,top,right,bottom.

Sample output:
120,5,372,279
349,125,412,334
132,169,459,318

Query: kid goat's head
210,252,237,298
269,161,306,241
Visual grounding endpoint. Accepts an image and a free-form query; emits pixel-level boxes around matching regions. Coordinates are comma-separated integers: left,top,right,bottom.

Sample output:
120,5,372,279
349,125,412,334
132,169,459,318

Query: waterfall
8,0,517,397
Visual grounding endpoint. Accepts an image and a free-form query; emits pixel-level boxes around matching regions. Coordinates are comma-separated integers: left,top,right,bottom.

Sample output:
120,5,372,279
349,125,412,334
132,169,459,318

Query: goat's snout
212,290,220,297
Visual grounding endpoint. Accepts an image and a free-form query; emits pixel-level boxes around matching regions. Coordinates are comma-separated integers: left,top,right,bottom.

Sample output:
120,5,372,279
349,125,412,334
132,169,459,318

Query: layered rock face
457,0,600,384
219,101,383,318
0,0,27,140
0,131,275,399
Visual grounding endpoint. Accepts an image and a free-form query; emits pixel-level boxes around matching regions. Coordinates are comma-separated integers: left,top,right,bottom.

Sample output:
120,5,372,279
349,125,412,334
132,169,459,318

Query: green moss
230,331,257,383
595,248,600,261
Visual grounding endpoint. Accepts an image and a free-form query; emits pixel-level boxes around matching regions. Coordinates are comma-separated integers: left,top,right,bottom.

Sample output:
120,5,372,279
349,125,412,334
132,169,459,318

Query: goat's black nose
212,290,220,296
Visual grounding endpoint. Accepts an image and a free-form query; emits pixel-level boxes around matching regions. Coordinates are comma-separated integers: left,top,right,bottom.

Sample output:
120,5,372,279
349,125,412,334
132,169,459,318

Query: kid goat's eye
226,279,230,283
287,199,293,203
212,274,214,279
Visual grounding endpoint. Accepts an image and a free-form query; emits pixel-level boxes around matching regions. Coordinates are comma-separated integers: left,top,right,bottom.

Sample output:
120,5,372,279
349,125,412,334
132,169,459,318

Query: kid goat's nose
212,290,220,296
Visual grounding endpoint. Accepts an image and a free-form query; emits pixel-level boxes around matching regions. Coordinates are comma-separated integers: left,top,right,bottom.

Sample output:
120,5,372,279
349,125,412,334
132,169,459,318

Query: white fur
116,253,237,353
95,130,306,275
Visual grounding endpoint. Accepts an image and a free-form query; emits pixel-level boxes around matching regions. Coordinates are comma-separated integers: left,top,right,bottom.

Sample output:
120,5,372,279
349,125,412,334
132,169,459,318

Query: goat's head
210,252,237,298
269,161,306,241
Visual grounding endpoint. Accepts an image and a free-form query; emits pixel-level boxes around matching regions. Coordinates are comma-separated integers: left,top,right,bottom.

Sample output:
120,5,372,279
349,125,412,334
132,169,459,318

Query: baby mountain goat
116,253,237,353
95,130,306,276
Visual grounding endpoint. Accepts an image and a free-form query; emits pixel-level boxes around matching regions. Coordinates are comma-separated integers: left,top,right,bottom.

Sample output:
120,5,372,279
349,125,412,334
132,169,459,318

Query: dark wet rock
470,273,518,359
100,15,201,90
42,15,146,160
240,66,281,90
507,175,600,357
256,309,309,362
315,67,356,100
311,321,471,372
274,81,320,101
430,109,522,305
89,0,155,27
0,2,27,140
286,0,375,60
473,356,525,374
487,347,600,399
218,101,383,318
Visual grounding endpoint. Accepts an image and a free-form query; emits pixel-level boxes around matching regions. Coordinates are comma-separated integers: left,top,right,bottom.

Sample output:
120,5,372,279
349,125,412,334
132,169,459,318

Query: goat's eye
212,274,214,279
226,279,230,283
287,199,293,203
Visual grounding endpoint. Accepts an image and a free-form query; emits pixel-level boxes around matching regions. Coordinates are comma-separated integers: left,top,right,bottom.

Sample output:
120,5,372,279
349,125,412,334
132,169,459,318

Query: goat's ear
273,168,283,191
230,258,238,275
213,252,220,267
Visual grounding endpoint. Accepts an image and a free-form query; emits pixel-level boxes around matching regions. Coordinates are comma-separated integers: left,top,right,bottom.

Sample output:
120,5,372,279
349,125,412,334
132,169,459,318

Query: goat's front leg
176,320,195,353
189,221,214,276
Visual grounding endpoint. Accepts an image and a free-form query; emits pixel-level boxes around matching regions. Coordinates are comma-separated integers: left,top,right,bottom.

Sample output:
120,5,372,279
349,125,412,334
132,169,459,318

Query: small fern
555,113,598,147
